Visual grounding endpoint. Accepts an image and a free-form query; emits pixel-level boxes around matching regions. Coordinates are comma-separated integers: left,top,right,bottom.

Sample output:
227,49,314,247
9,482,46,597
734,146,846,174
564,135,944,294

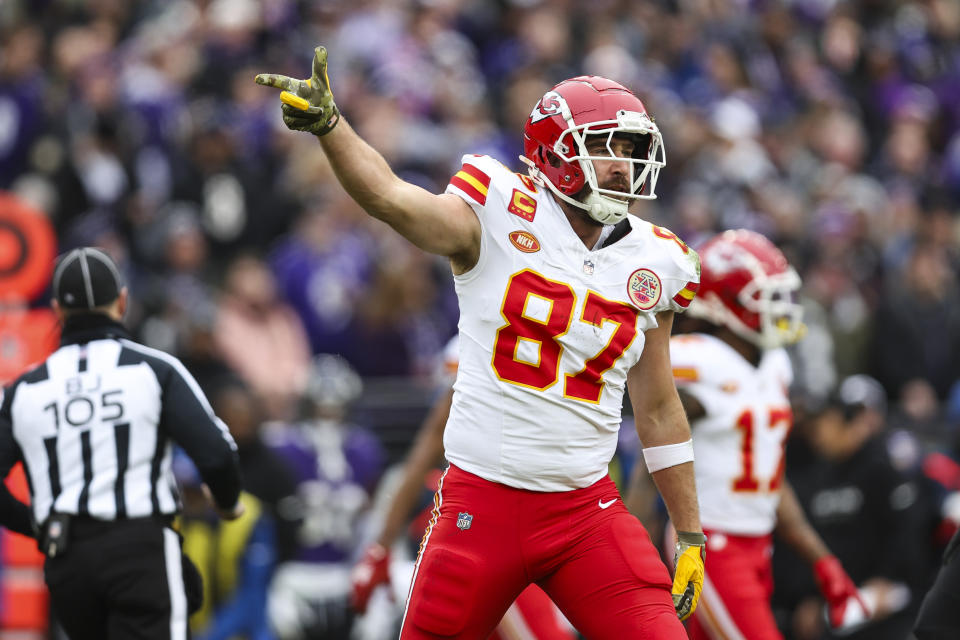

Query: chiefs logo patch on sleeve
449,164,492,205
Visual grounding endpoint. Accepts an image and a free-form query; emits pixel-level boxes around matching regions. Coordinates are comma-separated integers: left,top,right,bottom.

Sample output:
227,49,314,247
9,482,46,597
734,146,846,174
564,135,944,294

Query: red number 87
492,270,638,403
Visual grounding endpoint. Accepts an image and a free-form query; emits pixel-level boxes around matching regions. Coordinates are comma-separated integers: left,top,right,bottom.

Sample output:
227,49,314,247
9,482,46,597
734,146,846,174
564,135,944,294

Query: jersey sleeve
0,382,36,537
648,225,701,314
669,335,728,418
444,155,511,215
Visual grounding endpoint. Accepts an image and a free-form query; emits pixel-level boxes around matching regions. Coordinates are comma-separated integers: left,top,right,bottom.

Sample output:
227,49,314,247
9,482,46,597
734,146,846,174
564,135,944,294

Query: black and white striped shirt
0,315,241,532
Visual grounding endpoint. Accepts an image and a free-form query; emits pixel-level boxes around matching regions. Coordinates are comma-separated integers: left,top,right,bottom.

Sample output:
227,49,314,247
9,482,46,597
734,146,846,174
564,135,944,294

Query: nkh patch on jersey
449,163,492,205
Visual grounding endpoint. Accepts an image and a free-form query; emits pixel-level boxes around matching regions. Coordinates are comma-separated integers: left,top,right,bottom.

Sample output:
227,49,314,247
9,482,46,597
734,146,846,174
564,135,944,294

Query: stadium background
0,0,958,638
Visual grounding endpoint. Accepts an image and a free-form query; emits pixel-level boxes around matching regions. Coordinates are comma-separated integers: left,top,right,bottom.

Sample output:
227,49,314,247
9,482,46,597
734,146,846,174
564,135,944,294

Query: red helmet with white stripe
521,76,665,225
688,230,804,349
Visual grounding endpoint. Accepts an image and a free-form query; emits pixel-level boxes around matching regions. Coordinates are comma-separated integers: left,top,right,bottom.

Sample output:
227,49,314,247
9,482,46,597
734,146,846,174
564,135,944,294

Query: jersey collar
59,313,132,346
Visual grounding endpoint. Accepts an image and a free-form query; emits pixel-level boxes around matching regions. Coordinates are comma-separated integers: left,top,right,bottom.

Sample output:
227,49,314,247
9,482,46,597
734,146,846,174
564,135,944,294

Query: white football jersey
443,155,700,492
671,333,794,535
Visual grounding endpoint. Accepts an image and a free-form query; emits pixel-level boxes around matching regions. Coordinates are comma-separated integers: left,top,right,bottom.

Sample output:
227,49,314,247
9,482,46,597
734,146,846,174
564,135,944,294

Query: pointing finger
254,73,298,92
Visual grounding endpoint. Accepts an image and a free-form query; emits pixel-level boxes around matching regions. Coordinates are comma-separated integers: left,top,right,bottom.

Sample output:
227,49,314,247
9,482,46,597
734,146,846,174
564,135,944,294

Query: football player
653,229,863,639
257,48,703,639
351,335,576,639
264,355,385,639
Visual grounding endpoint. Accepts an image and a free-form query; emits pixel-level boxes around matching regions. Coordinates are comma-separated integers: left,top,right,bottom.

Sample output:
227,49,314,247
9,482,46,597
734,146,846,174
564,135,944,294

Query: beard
601,177,630,200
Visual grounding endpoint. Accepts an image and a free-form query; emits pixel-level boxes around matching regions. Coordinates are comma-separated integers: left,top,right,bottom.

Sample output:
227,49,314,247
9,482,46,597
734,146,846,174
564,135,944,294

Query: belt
67,515,176,540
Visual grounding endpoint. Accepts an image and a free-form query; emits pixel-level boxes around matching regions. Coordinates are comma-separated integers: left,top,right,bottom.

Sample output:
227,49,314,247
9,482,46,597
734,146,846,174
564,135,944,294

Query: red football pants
688,529,781,640
490,584,574,640
400,464,685,639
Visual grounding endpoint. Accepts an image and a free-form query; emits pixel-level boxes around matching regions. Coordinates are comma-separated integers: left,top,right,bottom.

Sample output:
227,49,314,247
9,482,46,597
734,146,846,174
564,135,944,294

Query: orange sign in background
0,191,58,636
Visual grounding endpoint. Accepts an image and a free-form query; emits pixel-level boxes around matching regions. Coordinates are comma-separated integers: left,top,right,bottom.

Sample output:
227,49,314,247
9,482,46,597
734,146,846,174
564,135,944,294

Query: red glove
813,555,869,627
350,543,391,614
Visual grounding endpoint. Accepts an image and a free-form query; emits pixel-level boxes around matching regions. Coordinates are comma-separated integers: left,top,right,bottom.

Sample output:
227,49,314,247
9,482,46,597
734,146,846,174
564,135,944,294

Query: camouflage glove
255,46,341,136
672,530,706,621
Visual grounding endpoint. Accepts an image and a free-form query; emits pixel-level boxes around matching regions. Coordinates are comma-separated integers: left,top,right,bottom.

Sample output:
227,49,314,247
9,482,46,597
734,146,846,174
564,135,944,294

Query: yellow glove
672,530,706,621
254,46,341,137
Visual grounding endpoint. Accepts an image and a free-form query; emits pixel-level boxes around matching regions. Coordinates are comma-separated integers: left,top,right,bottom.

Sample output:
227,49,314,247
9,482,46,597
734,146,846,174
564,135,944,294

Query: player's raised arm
255,47,481,270
627,309,705,621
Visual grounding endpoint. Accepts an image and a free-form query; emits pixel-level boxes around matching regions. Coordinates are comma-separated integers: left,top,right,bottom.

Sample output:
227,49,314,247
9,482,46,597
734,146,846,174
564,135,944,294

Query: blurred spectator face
1,26,42,79
705,43,747,93
885,120,930,177
822,15,861,73
906,244,953,302
225,256,278,310
813,109,866,170
518,7,570,65
809,407,874,461
809,407,849,460
165,224,208,273
929,0,960,39
214,383,261,445
52,24,116,78
193,129,236,173
505,73,551,133
900,378,940,423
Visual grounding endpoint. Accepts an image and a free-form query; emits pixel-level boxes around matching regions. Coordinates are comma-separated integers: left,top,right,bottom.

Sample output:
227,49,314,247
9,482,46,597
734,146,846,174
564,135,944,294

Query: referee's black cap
52,247,124,309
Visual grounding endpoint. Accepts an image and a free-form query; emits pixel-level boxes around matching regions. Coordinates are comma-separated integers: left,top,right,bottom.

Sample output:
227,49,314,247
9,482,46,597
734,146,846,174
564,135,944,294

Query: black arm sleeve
158,365,242,510
872,462,926,586
0,386,36,538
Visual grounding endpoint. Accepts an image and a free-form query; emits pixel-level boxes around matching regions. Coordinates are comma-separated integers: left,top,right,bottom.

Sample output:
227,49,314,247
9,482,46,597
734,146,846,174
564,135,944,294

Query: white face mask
523,108,666,225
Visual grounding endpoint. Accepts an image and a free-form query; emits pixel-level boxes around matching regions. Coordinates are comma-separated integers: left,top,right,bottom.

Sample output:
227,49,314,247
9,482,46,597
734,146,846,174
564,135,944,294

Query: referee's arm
0,386,37,538
158,366,242,515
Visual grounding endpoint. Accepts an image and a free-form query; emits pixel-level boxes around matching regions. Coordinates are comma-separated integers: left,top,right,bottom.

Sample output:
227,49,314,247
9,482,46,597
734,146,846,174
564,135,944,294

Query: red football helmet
688,229,804,349
521,76,665,225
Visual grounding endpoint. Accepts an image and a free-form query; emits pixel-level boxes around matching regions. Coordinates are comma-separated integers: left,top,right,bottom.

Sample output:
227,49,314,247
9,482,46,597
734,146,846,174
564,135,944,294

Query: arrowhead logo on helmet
529,91,565,123
687,229,805,349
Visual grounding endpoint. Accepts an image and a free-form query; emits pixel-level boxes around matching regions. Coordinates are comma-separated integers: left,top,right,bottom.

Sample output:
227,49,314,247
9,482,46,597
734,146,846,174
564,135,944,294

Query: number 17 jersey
443,155,700,492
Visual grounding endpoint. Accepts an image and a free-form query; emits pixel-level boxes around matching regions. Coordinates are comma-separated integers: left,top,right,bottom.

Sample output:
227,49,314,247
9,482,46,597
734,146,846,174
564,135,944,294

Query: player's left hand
672,530,706,621
255,46,341,137
813,555,868,628
351,543,392,614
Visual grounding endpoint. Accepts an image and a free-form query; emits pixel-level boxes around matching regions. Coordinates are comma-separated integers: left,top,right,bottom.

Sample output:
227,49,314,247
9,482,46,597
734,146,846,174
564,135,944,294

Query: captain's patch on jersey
507,188,537,221
450,164,492,205
627,268,662,310
508,230,540,253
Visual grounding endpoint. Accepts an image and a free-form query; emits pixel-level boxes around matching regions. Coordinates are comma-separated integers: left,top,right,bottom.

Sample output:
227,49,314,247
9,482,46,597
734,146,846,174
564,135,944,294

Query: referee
0,247,244,639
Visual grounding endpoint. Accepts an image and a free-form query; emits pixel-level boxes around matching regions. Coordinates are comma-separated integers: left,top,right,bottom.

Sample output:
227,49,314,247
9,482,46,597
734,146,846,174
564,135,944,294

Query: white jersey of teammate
670,333,793,535
443,154,700,492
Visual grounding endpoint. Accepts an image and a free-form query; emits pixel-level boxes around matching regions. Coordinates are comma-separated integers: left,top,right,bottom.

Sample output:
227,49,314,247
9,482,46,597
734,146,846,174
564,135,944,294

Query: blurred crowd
2,0,960,638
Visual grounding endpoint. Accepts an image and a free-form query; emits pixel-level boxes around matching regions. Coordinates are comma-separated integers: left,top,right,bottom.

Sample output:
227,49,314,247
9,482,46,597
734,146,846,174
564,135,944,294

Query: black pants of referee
43,517,200,640
915,528,960,640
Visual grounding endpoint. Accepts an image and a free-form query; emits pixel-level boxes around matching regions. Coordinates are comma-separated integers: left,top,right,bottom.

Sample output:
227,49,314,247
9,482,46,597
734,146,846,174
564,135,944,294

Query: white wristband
642,439,694,473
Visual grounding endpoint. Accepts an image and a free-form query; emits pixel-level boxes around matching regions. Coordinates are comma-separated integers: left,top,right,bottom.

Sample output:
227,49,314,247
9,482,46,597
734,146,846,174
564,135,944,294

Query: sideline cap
52,247,123,309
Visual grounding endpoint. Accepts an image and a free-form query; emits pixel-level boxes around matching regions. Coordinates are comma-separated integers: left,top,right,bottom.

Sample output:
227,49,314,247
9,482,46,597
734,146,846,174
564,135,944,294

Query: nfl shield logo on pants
456,512,473,531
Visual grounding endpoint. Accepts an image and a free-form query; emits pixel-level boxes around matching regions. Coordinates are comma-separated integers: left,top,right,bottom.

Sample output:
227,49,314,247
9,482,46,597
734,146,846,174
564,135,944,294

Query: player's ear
115,287,128,319
51,299,65,325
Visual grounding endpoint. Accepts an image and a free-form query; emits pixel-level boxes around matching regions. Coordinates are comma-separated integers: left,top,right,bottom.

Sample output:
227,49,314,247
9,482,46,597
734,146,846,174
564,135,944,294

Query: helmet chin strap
582,191,629,225
519,156,629,225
